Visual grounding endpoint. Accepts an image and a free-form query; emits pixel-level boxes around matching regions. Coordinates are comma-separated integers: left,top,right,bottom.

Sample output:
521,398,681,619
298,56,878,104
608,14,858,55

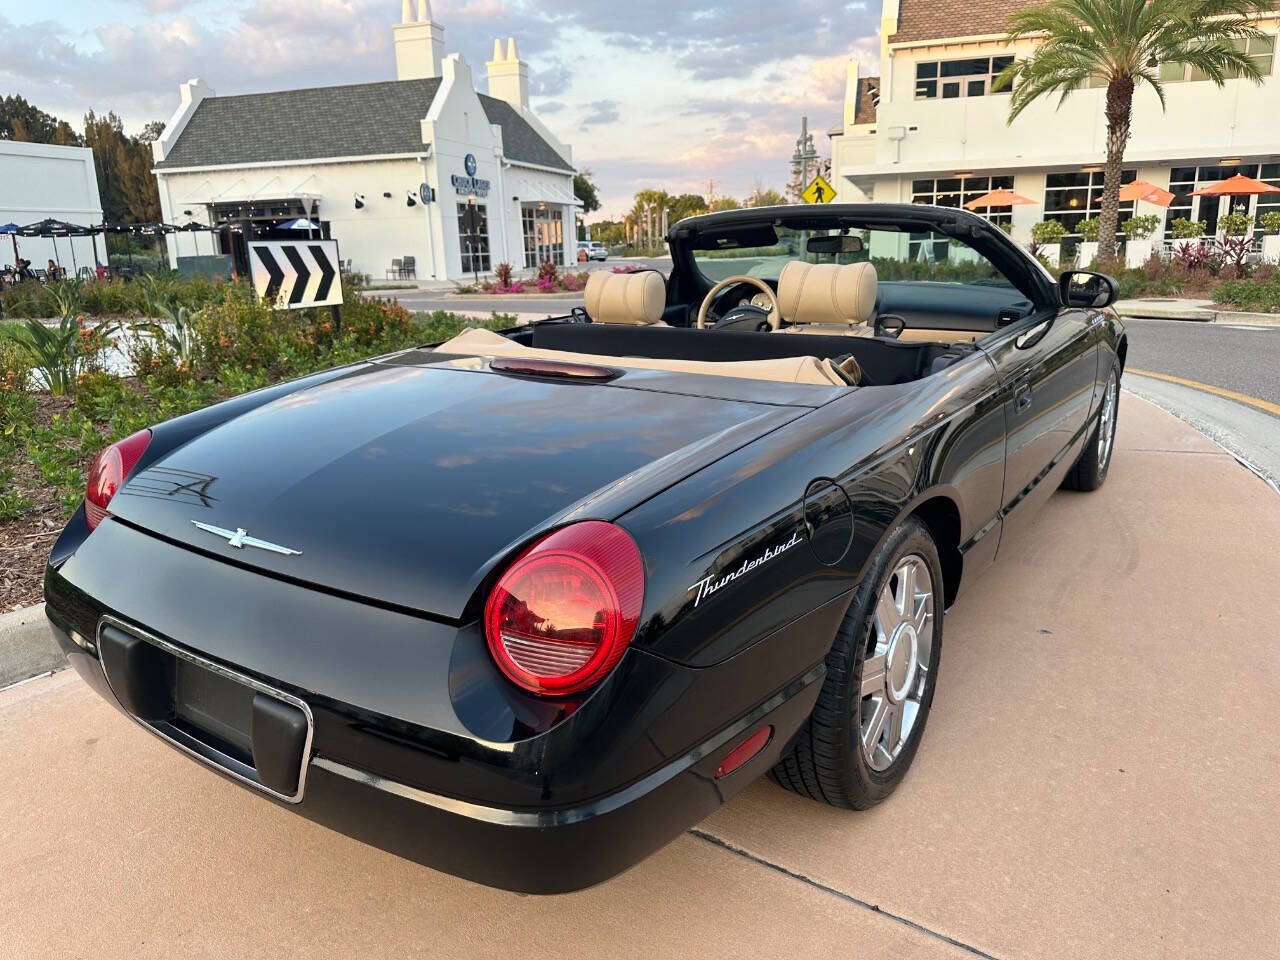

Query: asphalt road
1123,317,1280,408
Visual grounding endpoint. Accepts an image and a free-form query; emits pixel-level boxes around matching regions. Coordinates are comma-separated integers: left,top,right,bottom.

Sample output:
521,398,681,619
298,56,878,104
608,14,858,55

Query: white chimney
486,35,529,110
394,0,445,80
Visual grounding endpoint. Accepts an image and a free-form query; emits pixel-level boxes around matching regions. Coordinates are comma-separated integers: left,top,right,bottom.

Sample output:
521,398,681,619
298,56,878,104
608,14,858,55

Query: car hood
108,360,803,620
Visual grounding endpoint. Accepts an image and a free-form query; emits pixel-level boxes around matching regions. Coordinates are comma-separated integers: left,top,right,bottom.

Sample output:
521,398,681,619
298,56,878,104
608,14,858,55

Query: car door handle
1014,379,1033,412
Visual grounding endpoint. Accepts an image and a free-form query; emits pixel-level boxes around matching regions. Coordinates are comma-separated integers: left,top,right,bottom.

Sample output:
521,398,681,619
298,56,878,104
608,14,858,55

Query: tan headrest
777,261,878,326
584,270,666,325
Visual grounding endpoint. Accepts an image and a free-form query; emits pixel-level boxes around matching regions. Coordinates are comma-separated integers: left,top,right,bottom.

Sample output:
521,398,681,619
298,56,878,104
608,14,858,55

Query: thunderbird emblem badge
191,521,302,556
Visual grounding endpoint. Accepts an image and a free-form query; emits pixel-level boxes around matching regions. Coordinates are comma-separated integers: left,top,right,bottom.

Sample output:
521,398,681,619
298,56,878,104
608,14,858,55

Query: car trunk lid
107,360,805,620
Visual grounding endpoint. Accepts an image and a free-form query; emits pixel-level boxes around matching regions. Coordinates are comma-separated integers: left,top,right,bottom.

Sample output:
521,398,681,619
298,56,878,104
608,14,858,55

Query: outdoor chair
387,258,402,279
401,255,416,279
34,269,48,282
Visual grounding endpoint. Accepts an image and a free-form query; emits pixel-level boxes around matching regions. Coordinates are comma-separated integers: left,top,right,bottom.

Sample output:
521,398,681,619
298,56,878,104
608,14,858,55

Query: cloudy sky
4,0,880,217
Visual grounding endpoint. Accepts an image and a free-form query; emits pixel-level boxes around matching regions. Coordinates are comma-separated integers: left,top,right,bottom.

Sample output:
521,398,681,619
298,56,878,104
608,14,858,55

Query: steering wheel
696,275,780,330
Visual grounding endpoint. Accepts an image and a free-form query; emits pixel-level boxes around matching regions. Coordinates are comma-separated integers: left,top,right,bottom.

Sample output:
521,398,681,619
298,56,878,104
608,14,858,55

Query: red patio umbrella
963,188,1036,210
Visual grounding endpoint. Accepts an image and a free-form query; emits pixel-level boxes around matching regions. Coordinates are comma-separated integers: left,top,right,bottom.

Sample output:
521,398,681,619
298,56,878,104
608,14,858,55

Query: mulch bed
1,395,76,612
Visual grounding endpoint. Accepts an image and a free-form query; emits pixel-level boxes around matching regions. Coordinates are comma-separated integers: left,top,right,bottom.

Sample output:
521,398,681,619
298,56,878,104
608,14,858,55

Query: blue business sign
452,153,490,197
419,182,433,204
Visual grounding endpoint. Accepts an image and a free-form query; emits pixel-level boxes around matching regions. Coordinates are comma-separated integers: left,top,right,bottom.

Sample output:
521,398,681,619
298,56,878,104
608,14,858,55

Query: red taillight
715,726,773,779
85,429,151,530
484,521,644,696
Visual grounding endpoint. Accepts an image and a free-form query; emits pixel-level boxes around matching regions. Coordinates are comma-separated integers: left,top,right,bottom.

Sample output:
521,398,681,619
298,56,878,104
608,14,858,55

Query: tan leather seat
583,270,666,325
775,261,878,337
434,328,851,387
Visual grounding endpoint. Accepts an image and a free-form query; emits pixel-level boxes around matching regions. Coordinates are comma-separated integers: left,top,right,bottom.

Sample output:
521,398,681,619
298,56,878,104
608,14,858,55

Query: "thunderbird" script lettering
687,530,803,608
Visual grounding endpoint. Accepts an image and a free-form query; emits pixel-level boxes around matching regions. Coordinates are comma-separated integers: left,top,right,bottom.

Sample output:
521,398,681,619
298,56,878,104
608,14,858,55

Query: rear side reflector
484,521,644,696
715,726,774,779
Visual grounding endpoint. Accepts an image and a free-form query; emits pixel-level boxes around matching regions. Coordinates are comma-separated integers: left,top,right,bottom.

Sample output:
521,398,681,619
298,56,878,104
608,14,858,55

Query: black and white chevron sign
248,240,343,310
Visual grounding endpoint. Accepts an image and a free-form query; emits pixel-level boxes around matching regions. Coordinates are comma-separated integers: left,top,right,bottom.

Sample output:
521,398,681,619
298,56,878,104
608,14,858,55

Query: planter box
1038,244,1061,269
1078,241,1099,267
1125,239,1153,269
1263,234,1280,264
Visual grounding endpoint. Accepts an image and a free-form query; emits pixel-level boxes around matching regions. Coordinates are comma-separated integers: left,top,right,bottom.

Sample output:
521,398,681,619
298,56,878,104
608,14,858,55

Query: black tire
772,517,944,810
1062,364,1121,492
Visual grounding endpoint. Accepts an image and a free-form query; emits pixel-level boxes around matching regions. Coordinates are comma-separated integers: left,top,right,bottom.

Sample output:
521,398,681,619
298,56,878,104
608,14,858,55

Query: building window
911,175,1016,227
457,202,491,274
1043,170,1136,237
1166,163,1280,237
915,56,1014,99
1160,35,1275,82
521,203,564,268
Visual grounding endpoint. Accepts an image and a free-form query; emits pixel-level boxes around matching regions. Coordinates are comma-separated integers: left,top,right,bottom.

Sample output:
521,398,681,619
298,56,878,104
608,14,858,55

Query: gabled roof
891,0,1041,44
854,77,880,125
477,95,572,172
155,78,572,173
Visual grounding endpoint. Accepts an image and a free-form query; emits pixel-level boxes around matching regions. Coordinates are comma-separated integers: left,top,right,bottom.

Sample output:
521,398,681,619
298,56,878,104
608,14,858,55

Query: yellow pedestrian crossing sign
802,174,835,204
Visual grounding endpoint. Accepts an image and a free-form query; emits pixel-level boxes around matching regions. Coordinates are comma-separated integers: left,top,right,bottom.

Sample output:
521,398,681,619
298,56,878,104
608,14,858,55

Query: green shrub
1218,213,1253,237
1122,214,1161,241
1077,218,1101,242
1213,275,1280,312
1030,220,1067,245
1170,218,1206,239
1260,211,1280,235
0,333,33,395
0,314,118,395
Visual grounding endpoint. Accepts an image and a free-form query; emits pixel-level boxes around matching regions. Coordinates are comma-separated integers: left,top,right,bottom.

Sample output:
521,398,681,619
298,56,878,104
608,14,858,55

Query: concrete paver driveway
2,396,1277,959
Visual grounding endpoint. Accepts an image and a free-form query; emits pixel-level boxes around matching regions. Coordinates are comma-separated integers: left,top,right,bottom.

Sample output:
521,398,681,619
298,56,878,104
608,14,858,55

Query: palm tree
996,0,1268,261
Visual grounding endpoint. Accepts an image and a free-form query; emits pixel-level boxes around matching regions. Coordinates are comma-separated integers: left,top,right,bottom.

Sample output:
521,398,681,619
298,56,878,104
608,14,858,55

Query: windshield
693,226,1014,289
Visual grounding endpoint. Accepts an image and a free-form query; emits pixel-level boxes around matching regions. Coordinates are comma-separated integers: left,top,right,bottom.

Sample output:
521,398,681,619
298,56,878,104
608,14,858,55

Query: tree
0,95,82,145
668,193,707,222
83,110,162,224
997,0,1267,261
746,187,788,208
709,197,742,212
573,171,601,215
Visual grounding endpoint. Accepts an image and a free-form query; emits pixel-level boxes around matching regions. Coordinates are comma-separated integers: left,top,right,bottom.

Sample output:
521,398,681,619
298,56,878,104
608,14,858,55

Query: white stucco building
152,0,577,282
1,140,106,272
830,0,1280,246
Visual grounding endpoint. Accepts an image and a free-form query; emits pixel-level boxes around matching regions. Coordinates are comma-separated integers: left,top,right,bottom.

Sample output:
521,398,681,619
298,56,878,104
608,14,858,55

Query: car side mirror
1059,270,1118,309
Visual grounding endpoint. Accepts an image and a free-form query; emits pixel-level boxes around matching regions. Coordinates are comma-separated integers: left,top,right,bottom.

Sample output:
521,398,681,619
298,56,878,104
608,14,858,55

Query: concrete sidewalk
1115,297,1279,325
2,397,1277,959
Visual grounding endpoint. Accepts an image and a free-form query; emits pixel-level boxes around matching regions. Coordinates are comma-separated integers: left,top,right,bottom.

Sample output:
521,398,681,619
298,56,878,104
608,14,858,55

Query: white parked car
577,241,608,262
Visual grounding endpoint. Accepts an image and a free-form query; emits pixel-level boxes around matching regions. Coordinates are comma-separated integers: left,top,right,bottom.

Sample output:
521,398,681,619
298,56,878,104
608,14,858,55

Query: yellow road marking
1127,368,1280,417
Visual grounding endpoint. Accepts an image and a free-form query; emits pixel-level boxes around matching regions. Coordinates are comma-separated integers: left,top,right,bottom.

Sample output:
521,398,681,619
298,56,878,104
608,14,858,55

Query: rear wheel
772,518,944,809
1062,365,1120,492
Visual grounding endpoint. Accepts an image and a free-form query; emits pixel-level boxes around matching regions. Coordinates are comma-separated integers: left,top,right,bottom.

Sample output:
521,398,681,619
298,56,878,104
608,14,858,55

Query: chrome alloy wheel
858,555,935,772
1097,371,1119,470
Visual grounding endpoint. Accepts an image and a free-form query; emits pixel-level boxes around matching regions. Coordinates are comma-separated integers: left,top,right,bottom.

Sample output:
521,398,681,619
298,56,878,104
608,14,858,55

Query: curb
1114,301,1280,325
0,603,66,690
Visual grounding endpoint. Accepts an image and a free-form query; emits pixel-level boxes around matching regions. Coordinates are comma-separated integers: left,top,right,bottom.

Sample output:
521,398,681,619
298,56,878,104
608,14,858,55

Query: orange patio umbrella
1190,174,1280,197
964,188,1036,210
1117,179,1175,207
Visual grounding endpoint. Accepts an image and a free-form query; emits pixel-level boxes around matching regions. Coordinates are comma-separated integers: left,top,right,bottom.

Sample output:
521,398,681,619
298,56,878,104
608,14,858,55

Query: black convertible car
45,204,1126,893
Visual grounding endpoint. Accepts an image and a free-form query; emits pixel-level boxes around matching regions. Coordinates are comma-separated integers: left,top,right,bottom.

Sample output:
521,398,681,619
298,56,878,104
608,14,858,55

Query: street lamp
792,116,819,199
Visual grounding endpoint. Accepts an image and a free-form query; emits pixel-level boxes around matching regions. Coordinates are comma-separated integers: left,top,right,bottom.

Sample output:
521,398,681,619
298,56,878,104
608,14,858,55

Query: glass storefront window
457,202,491,274
521,204,564,268
1043,170,1136,237
912,174,1015,227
